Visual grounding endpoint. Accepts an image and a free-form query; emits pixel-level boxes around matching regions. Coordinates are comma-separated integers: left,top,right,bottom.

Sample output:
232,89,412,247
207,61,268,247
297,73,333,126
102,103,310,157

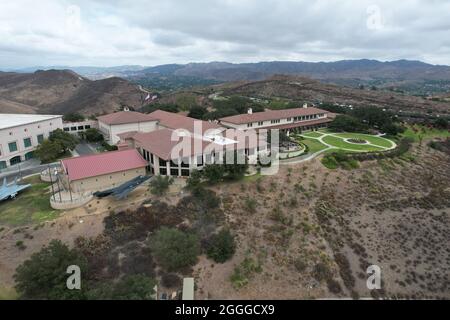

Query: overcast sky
1,0,449,68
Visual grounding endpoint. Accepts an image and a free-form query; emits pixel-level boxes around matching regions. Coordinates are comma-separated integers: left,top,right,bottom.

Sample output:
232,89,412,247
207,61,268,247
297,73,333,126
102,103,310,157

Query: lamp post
54,169,62,203
48,165,56,201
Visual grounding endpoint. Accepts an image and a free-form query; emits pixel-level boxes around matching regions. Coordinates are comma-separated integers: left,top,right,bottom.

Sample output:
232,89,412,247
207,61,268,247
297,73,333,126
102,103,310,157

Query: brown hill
221,75,450,117
0,70,145,115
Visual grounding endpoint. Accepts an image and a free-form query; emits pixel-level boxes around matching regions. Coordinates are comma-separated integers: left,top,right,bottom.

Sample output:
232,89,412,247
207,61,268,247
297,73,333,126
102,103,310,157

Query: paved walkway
0,160,59,183
300,132,397,152
280,132,397,166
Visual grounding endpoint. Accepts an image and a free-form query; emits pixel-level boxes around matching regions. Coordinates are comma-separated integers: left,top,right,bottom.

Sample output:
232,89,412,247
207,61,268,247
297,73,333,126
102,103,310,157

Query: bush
206,229,236,263
63,113,85,122
230,257,262,289
84,128,104,142
14,240,87,299
101,141,118,151
321,155,339,169
149,227,200,272
161,273,182,288
150,176,174,196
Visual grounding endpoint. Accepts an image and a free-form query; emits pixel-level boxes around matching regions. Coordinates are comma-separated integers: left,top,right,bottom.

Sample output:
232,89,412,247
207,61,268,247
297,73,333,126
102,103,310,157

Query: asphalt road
75,142,98,156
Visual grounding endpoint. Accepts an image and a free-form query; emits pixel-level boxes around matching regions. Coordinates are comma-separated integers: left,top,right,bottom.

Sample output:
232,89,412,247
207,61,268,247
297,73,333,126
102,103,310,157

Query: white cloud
0,0,449,68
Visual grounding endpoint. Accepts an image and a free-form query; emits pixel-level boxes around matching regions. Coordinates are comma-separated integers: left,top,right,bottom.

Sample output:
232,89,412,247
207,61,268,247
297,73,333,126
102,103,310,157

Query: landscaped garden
292,130,396,155
0,175,59,226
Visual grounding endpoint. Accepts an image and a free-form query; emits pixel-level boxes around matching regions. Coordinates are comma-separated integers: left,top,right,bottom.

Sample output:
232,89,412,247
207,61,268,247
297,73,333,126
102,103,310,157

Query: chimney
303,103,308,109
247,108,253,114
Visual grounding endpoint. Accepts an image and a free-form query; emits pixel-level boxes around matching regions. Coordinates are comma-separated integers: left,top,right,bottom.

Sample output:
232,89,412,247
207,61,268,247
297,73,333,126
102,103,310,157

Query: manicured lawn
0,175,59,227
322,136,386,151
301,138,329,153
402,125,450,142
333,133,395,148
301,131,324,138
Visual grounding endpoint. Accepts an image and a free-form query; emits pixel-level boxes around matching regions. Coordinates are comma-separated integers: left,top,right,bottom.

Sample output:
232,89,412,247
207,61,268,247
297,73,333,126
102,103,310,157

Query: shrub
206,229,236,263
321,155,338,169
161,273,182,288
230,257,262,289
150,176,174,196
14,240,87,299
149,227,200,272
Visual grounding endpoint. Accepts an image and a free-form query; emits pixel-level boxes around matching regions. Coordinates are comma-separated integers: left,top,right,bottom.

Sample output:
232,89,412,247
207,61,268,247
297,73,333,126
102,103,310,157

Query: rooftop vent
247,108,253,114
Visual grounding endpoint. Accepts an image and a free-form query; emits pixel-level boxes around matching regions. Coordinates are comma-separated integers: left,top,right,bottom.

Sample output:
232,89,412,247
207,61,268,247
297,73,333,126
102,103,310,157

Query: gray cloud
0,0,449,68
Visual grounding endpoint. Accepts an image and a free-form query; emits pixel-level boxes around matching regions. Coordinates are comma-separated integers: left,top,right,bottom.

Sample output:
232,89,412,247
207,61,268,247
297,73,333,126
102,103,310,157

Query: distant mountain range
0,70,147,115
5,60,450,93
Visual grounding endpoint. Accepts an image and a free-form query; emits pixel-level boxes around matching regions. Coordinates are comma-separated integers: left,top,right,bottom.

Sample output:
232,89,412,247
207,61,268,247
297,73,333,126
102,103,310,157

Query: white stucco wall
0,115,63,168
99,120,158,144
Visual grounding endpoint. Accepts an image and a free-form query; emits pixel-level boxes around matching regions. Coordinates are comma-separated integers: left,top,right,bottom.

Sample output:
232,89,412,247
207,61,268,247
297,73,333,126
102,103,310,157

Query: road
75,142,99,156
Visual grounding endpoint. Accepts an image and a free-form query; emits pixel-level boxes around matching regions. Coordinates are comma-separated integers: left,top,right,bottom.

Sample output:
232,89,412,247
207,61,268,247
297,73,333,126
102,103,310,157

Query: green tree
187,106,208,119
83,128,104,142
186,169,203,195
14,240,87,300
206,229,236,263
150,227,200,271
203,164,226,184
149,175,174,196
434,117,448,129
85,275,157,300
49,129,79,153
63,113,85,122
329,115,367,133
34,139,64,163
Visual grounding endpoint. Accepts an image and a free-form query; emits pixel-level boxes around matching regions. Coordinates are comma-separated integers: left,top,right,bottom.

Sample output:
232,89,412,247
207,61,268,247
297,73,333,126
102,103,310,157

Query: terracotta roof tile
97,111,157,125
61,149,147,181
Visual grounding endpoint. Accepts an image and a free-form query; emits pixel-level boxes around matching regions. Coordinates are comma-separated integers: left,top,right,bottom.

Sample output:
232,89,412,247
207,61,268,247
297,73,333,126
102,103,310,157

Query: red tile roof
61,149,147,181
132,128,226,160
148,110,223,133
219,107,328,125
97,111,157,125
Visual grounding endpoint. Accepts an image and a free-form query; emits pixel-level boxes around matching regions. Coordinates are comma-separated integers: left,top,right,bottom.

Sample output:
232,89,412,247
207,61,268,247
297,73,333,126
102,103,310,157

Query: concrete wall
0,116,63,169
65,167,147,193
63,120,98,135
98,120,158,144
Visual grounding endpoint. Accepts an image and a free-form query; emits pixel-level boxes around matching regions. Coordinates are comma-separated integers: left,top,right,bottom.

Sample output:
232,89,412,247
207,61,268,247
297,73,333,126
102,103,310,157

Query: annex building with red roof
59,149,147,192
219,105,332,133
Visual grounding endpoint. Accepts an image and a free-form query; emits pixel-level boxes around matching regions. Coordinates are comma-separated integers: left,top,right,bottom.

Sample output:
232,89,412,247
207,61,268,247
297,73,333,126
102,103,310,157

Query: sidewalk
0,160,59,183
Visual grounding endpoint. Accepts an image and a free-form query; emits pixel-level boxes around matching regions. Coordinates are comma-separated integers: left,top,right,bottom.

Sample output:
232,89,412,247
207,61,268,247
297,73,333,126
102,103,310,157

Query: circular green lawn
322,134,393,152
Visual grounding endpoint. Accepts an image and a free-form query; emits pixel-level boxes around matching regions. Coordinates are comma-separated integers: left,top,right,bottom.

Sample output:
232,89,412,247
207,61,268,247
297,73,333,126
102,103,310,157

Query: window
150,154,154,164
270,119,281,124
71,127,77,131
159,158,167,167
37,134,44,144
8,142,18,153
78,126,84,130
287,118,292,122
159,168,167,175
64,128,70,132
247,123,253,128
170,168,179,176
258,121,264,126
197,155,203,167
84,125,91,129
181,169,190,177
23,138,32,148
